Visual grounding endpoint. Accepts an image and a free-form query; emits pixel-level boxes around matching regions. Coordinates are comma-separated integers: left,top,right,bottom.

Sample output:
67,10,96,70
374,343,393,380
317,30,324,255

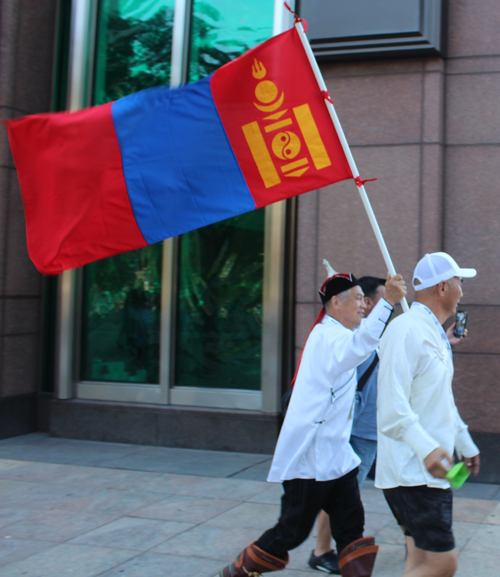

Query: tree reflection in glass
175,0,273,391
81,0,174,384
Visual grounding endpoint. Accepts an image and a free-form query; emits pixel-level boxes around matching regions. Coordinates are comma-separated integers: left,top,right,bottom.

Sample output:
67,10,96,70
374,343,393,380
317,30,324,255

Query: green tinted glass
81,0,174,384
175,1,273,391
81,245,163,383
175,210,265,390
188,0,273,82
94,0,175,105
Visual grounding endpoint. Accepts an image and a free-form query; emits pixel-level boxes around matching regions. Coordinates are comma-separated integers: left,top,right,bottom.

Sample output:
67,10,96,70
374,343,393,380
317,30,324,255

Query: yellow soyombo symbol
254,88,284,112
252,58,266,79
243,59,331,188
255,81,278,104
272,132,301,160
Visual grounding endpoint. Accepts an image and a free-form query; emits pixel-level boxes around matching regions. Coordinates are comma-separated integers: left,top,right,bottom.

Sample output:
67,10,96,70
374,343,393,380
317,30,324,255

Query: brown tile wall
295,58,441,347
444,0,500,435
0,0,58,401
296,0,500,435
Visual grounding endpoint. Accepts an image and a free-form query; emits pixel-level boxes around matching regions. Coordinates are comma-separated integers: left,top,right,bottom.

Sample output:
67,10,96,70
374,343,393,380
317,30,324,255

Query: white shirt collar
323,314,349,329
412,302,452,358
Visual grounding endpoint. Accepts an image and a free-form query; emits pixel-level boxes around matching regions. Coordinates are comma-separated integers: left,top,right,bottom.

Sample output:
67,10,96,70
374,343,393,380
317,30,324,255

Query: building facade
1,0,500,482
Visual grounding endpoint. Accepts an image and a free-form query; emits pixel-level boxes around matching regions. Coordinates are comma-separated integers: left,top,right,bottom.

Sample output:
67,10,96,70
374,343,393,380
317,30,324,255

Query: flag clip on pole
293,18,410,314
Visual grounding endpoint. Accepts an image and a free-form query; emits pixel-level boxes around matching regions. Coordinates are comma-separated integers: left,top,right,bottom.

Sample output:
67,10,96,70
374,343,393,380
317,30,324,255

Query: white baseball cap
412,252,476,291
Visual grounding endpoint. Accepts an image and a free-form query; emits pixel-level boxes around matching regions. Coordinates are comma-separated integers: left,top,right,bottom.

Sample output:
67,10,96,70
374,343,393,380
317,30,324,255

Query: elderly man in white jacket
218,270,407,577
376,252,480,577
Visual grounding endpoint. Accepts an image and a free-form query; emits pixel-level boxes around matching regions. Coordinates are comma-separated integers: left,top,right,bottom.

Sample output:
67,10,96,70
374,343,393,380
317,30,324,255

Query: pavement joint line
85,547,146,577
226,457,273,478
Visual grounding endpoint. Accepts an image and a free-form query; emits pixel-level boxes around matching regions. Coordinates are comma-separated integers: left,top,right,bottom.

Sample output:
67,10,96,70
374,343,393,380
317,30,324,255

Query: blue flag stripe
111,76,256,245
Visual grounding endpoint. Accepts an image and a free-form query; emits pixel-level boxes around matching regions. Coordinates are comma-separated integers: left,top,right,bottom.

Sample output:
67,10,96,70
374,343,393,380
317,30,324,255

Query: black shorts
383,485,455,553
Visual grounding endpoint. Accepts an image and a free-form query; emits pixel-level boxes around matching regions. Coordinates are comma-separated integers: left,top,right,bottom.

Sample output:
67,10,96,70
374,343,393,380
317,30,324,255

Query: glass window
94,0,175,105
188,0,273,82
80,246,162,383
175,210,265,391
79,0,274,393
174,0,273,391
80,0,174,385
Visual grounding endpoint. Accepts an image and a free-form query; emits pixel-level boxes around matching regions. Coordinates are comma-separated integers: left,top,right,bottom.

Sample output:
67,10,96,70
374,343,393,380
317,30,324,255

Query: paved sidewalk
0,434,498,576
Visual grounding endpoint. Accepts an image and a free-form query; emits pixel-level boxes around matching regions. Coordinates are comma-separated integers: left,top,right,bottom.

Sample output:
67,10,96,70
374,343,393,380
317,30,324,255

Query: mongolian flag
5,26,353,275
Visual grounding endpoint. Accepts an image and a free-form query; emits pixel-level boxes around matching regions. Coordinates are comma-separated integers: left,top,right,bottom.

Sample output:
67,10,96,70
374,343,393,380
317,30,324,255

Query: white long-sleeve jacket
267,298,393,483
376,303,479,489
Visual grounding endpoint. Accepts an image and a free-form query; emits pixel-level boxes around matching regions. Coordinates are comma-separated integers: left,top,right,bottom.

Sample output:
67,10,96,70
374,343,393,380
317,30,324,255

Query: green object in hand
446,462,470,488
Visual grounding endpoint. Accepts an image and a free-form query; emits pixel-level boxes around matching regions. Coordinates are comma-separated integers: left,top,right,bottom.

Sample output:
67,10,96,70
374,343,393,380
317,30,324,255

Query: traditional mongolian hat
290,260,359,387
318,271,359,305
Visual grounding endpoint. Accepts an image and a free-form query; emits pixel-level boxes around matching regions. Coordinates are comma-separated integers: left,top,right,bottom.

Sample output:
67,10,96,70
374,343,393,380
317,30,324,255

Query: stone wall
444,0,500,437
0,0,57,436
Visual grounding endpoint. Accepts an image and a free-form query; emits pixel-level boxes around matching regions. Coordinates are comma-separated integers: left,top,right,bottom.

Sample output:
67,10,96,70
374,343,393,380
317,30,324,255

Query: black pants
255,468,364,560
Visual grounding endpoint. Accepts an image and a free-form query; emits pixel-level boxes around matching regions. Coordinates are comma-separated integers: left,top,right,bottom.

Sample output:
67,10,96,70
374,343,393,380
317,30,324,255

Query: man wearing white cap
376,252,480,577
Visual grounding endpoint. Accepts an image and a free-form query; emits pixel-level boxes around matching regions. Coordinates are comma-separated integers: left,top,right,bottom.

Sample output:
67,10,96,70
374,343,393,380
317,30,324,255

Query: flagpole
294,22,410,313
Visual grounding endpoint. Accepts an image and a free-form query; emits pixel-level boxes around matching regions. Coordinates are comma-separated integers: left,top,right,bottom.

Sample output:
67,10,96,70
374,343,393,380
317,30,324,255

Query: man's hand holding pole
383,272,407,307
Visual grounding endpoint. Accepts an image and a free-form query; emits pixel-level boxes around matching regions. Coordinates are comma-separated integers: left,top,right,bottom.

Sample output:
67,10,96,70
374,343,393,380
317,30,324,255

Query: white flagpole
294,21,410,313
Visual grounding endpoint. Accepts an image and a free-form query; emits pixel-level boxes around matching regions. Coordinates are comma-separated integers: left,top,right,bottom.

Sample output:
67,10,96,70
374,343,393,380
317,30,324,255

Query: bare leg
402,537,458,577
403,536,426,574
314,510,333,556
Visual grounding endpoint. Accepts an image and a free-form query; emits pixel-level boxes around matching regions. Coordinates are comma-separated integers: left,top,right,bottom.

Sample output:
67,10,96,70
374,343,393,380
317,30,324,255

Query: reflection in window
81,245,163,383
94,0,175,105
189,0,273,82
175,210,265,391
80,0,173,385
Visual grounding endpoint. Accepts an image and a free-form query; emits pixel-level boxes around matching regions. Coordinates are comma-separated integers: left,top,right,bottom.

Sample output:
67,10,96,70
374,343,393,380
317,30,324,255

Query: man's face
364,285,386,316
443,276,463,318
335,285,366,329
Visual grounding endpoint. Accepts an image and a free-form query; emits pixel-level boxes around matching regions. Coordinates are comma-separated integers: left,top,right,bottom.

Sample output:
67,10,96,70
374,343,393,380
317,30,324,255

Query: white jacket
376,303,479,489
267,298,393,483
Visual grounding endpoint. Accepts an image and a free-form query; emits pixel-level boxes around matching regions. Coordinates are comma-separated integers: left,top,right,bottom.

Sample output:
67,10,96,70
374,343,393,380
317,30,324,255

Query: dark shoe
219,543,288,576
308,550,340,574
338,537,379,577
